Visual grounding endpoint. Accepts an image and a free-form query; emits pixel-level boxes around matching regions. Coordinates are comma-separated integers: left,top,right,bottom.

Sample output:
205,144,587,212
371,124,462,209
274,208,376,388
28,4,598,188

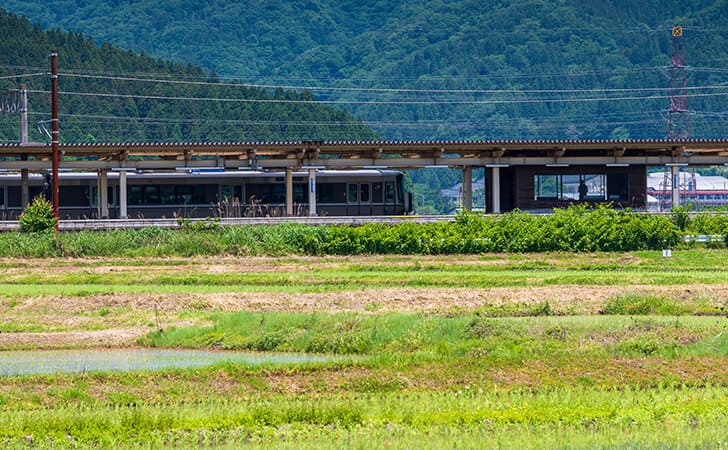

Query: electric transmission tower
668,25,689,140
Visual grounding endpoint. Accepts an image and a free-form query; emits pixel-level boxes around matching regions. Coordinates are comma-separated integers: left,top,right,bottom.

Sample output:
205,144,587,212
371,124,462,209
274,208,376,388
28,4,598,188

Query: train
0,169,412,219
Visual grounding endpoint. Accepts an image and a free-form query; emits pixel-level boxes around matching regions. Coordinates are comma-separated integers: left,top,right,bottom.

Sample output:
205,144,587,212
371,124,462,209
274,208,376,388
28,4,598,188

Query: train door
384,181,396,215
372,182,383,215
347,182,372,215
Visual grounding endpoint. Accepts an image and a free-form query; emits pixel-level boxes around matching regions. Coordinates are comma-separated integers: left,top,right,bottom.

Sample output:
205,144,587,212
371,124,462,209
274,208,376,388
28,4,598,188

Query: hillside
0,9,377,144
3,0,728,140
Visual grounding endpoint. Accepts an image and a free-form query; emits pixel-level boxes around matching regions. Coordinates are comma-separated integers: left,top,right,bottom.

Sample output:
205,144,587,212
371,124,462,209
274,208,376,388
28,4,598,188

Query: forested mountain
3,0,728,141
0,9,377,143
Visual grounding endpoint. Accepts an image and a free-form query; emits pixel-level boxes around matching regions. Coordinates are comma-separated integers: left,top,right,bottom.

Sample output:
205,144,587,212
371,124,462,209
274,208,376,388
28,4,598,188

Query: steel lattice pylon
668,25,689,140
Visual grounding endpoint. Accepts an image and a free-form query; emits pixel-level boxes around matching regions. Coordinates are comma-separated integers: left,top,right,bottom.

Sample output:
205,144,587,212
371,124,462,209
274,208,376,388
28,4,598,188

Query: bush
18,195,57,233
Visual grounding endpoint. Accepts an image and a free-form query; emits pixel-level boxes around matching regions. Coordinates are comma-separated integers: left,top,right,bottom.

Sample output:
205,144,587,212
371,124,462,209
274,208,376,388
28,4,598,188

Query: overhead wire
57,72,728,95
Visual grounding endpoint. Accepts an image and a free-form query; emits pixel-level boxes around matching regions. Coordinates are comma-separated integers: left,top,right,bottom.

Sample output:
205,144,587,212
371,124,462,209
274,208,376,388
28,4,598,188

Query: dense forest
0,9,377,144
3,0,728,141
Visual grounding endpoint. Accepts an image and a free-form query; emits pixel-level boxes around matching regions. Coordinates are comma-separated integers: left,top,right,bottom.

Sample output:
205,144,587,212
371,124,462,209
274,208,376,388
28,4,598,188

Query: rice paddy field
1,250,727,448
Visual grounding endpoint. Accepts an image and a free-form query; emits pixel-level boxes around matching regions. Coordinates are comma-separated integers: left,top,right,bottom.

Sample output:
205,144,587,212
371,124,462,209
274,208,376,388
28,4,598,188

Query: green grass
1,386,727,448
144,311,728,361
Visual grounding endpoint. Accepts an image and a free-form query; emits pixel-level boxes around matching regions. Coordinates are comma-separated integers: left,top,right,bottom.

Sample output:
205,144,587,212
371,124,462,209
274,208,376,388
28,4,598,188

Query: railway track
0,215,456,231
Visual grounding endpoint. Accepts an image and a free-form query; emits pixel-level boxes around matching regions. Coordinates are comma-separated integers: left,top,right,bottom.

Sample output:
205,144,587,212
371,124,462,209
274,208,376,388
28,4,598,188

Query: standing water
0,348,336,376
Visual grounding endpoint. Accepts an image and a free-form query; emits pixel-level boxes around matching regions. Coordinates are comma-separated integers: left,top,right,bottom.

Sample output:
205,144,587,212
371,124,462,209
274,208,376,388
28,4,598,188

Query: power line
58,72,728,95
26,88,728,105
0,72,46,80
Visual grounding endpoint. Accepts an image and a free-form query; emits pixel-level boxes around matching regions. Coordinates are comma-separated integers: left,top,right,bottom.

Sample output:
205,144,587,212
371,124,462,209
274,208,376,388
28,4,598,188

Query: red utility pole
51,51,59,230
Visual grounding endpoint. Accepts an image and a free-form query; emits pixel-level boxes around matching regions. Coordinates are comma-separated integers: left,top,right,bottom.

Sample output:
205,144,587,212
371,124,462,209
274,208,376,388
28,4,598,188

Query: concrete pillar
119,170,128,219
98,169,109,219
461,167,472,211
19,85,29,208
671,165,680,209
308,169,317,216
20,165,29,207
491,166,501,213
19,84,28,144
285,167,293,217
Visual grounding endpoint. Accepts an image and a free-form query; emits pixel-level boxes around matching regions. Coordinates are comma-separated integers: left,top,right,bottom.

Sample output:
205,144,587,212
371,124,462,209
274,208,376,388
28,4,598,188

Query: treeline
0,9,377,144
4,0,728,140
3,206,727,257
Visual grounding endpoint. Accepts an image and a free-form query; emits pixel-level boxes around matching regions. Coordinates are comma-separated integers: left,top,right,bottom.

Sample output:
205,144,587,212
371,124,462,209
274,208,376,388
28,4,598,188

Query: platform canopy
1,138,727,170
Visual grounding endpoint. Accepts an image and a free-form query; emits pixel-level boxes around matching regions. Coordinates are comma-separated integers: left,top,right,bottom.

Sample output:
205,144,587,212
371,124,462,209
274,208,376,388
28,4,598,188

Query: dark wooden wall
486,165,647,212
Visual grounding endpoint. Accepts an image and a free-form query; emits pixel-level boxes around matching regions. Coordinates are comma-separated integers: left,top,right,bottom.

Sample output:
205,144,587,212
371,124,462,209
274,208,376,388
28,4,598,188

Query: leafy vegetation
18,195,56,233
0,9,377,143
4,1,728,140
0,206,700,257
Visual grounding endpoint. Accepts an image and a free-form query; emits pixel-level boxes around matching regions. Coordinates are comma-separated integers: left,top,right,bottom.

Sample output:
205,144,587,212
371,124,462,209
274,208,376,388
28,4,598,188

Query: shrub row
0,205,694,257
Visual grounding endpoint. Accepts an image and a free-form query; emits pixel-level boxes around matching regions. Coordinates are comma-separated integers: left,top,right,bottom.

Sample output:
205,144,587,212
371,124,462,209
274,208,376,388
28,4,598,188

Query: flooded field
0,348,335,375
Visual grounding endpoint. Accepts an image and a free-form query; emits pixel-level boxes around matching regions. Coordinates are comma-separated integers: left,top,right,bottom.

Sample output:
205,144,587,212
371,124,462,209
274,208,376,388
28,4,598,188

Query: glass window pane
372,182,383,203
360,184,370,202
348,184,358,203
580,174,606,200
535,175,559,200
384,182,395,202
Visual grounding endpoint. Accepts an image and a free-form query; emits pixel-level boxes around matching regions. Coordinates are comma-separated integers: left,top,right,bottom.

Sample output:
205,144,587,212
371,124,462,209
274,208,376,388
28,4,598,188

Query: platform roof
1,138,728,170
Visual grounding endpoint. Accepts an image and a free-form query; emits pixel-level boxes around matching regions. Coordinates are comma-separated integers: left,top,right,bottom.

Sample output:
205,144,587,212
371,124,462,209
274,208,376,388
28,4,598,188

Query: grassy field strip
3,270,728,295
1,387,727,448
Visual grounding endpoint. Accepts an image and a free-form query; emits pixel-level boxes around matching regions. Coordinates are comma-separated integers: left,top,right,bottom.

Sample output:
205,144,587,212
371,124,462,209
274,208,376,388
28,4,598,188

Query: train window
7,187,20,207
360,184,370,203
271,184,285,203
0,187,4,206
177,185,193,204
246,184,271,203
144,186,160,205
193,185,217,204
372,183,383,203
60,186,90,207
234,185,243,203
384,182,395,202
129,186,143,205
220,185,232,202
317,183,346,203
160,185,176,205
347,184,358,203
293,184,305,203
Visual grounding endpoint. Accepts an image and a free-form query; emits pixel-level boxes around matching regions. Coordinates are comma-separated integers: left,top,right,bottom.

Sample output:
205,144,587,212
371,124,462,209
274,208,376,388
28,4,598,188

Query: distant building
442,178,485,210
647,172,728,210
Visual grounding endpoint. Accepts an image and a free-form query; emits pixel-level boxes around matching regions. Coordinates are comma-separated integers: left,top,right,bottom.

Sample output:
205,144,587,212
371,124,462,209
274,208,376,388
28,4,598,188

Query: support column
119,169,128,219
308,169,317,217
491,167,501,214
98,169,109,219
20,84,29,208
20,161,29,207
671,165,680,209
461,167,472,211
285,167,293,217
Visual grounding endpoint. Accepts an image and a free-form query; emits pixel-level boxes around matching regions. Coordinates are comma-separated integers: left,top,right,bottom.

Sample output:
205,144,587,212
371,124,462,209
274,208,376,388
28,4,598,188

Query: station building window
534,174,609,201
